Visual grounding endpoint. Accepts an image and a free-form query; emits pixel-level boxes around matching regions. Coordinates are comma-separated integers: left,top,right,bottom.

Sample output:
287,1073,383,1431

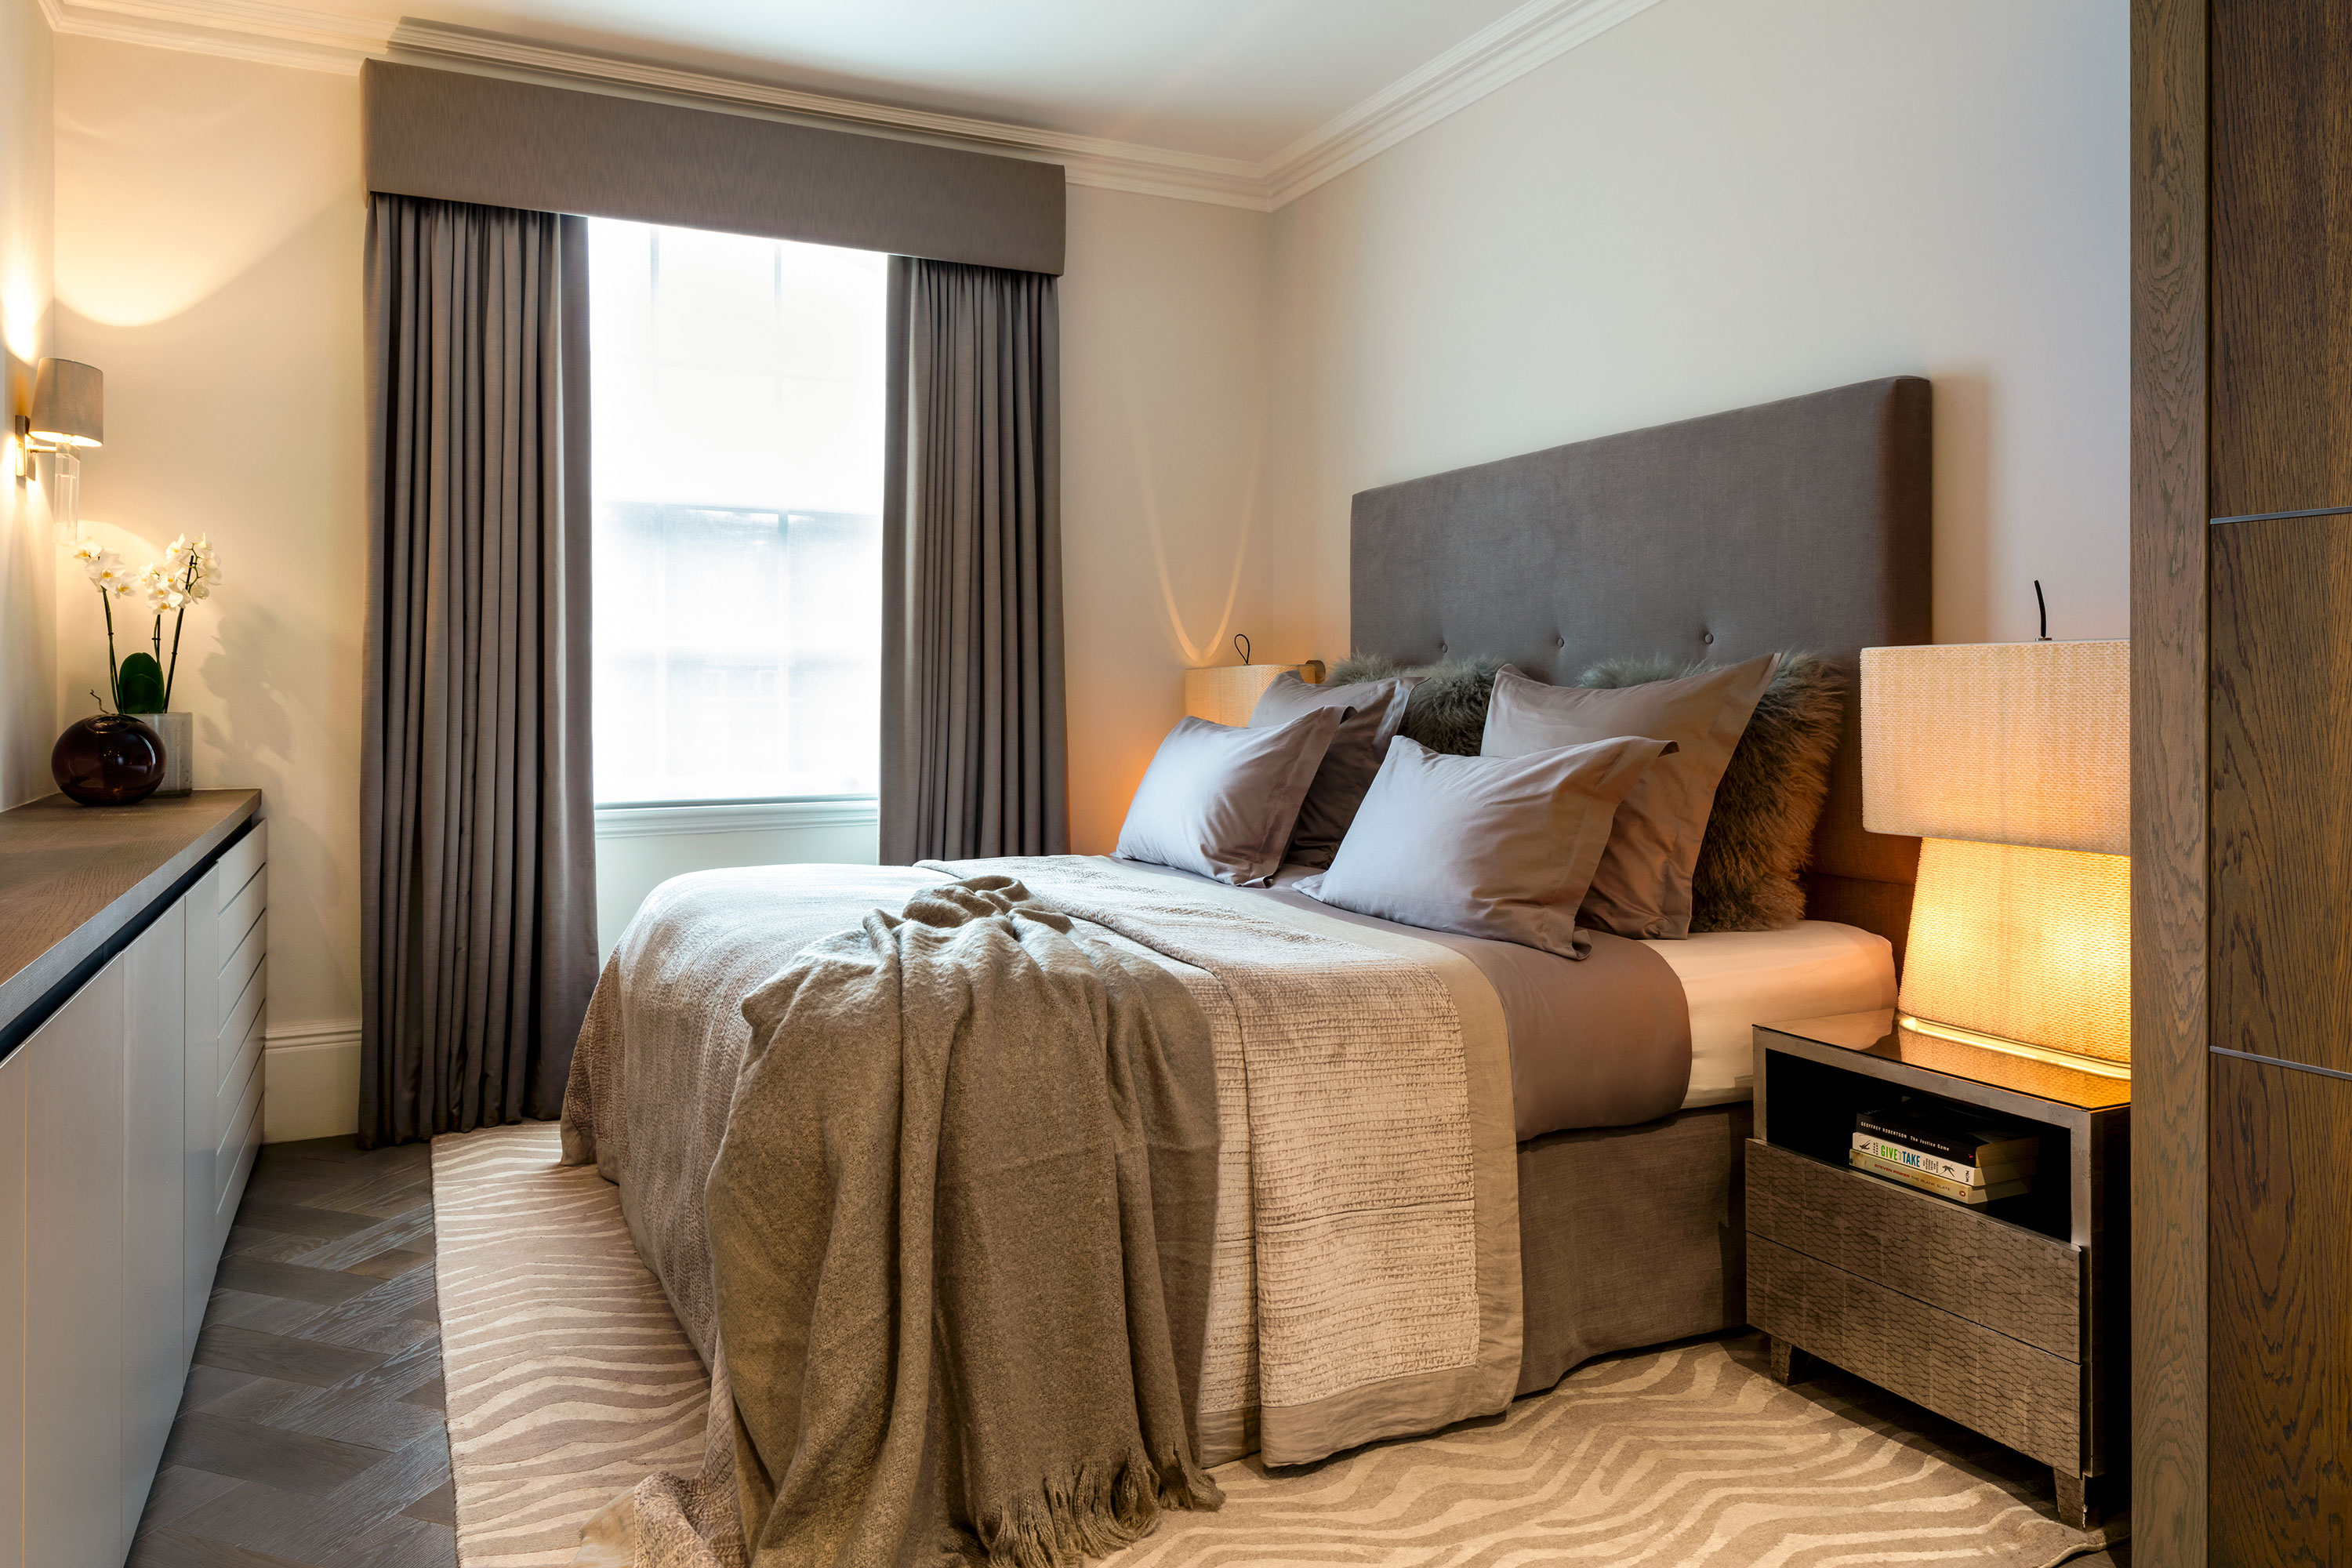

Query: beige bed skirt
1515,1101,1751,1397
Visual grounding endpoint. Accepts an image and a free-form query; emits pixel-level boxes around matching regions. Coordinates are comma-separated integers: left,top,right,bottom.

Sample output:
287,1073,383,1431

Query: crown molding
1262,0,1665,205
387,20,1274,210
38,0,389,72
38,0,1663,211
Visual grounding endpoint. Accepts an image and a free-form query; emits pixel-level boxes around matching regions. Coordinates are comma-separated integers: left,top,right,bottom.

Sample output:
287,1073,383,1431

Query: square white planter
128,712,192,797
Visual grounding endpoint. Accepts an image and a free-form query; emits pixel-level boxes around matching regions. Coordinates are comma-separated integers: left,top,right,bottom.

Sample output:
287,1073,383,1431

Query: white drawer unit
210,820,267,1248
0,797,266,1568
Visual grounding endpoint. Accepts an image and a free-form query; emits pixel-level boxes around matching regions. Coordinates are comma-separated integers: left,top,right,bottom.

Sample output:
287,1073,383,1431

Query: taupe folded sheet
1127,860,1693,1139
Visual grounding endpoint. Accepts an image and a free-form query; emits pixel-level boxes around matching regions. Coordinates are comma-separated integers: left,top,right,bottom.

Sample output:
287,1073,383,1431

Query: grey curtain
359,194,597,1147
880,257,1069,863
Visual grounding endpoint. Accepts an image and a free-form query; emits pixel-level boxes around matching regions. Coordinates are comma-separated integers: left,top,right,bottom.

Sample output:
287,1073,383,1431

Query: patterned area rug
435,1123,2125,1568
434,1124,706,1566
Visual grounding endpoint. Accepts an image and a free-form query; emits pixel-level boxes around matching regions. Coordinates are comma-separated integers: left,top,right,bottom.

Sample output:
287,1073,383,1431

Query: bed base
1515,1101,1750,1396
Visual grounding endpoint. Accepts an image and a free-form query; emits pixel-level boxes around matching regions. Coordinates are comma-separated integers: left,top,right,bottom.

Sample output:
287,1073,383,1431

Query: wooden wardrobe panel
2210,515,2352,1076
2209,1052,2352,1564
2131,0,2211,1552
2209,0,2352,519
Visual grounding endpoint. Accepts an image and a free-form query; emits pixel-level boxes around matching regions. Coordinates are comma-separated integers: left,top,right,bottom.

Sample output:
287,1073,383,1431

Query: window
587,219,887,806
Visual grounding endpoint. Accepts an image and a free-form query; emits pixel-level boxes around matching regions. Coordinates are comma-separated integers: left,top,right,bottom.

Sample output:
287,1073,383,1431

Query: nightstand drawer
1746,1140,2080,1358
1748,1236,2081,1470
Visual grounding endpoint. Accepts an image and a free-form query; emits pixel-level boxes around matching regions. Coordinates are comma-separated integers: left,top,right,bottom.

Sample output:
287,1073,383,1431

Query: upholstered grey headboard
1350,376,1932,957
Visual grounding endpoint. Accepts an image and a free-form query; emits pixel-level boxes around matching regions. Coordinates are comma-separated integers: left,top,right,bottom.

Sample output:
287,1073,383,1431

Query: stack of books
1849,1101,2039,1205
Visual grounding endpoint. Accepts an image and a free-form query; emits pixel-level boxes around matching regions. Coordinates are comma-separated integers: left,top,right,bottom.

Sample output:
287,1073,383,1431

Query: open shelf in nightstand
1761,1049,2075,1242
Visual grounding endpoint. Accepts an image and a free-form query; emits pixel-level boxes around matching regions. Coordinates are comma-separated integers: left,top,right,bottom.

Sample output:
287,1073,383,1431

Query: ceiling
382,0,1537,162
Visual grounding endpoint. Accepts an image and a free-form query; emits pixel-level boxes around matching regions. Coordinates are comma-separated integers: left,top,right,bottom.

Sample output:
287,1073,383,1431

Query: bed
560,373,1931,1560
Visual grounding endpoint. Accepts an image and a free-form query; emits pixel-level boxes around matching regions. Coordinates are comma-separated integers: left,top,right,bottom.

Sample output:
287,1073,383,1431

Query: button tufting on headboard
1346,374,1932,957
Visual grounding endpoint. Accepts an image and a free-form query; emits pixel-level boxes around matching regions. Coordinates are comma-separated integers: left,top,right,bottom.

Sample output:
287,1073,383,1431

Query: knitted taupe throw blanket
588,877,1221,1568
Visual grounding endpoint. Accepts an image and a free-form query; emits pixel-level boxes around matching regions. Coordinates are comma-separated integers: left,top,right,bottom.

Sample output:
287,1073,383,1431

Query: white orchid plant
71,534,223,715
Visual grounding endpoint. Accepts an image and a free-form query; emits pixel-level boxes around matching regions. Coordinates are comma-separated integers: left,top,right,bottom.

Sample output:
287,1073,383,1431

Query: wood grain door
2209,516,2352,1078
2211,0,2352,521
2208,493,2352,1568
2206,2,2352,1557
2209,1051,2352,1564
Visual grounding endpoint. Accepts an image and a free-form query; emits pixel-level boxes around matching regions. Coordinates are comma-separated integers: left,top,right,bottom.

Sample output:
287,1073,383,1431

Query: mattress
1644,920,1897,1108
1149,861,1896,1134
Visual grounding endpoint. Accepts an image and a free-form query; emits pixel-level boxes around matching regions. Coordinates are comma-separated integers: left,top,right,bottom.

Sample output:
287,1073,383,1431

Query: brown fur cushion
1579,653,1845,931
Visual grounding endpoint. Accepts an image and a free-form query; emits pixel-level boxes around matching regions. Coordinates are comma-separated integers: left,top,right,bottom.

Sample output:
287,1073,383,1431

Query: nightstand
1745,1010,2129,1529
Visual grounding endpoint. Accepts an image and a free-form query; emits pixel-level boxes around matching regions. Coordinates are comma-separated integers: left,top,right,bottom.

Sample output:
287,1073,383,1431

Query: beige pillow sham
1480,654,1780,938
1293,734,1673,960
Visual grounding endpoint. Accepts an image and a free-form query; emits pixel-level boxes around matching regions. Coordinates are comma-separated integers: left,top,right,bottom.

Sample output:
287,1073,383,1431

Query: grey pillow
1115,710,1342,885
1483,655,1778,939
1249,671,1414,868
1327,654,1511,755
1581,653,1846,931
1294,734,1674,960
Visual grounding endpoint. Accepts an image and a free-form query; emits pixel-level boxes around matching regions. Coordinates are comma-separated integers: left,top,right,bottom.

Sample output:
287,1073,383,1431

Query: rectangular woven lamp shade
1898,838,2132,1067
1182,664,1302,728
1860,640,2131,1073
1861,640,2127,855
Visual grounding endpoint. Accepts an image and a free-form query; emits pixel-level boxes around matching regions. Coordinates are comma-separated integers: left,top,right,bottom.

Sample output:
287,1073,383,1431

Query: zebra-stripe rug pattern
436,1123,2123,1568
434,1125,707,1566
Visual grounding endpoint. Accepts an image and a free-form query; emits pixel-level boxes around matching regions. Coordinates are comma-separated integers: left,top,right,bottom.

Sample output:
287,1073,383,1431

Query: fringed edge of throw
963,1449,1225,1568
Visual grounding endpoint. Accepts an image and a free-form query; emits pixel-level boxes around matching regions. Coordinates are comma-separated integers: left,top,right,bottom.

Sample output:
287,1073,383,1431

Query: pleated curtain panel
355,64,1067,1142
359,194,598,1146
880,256,1070,862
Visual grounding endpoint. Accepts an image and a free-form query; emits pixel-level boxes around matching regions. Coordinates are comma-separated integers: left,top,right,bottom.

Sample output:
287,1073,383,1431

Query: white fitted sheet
1645,921,1898,1109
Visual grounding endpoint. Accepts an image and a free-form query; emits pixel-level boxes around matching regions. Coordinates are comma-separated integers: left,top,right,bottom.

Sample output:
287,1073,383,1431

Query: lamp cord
1233,633,1251,666
2034,580,2050,642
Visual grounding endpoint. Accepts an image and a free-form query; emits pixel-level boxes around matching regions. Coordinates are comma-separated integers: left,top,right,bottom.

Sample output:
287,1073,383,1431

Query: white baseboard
263,1019,361,1143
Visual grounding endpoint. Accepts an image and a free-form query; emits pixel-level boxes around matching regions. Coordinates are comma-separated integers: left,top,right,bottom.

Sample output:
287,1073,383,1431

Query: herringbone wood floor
128,1135,455,1568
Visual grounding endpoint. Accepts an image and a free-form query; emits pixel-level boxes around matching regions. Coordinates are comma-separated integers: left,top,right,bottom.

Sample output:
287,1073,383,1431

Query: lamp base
1896,1013,2132,1081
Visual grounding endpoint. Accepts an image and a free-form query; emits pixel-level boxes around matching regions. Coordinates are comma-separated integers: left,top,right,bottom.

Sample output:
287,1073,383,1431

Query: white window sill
593,797,880,840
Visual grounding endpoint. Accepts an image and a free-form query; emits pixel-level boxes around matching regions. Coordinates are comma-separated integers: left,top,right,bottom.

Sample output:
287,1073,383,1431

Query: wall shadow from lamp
1861,638,2131,1078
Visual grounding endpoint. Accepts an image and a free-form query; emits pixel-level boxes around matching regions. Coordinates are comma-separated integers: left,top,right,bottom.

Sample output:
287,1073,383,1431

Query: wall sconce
14,358,104,543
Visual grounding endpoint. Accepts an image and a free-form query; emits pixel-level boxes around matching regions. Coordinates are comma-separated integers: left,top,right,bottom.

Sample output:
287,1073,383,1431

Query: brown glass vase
52,713,166,806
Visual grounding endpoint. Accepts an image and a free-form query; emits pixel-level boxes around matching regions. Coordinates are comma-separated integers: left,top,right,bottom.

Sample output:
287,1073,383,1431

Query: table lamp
1181,637,1323,727
1860,639,2130,1078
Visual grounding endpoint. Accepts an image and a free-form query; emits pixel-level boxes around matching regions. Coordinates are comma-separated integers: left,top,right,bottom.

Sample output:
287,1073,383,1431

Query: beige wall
55,37,367,1133
1060,183,1277,852
0,0,54,810
1265,0,2128,655
47,36,1283,1129
42,0,2126,1134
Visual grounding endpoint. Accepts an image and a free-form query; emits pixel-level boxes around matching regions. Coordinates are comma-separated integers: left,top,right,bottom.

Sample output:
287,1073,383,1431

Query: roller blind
361,60,1065,275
